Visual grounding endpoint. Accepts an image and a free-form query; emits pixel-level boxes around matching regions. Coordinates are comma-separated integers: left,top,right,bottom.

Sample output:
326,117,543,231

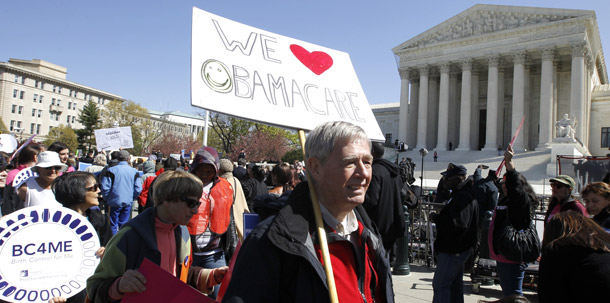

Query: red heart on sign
290,44,333,75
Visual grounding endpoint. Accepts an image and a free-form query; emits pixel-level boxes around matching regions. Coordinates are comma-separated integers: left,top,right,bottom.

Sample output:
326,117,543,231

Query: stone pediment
393,4,594,52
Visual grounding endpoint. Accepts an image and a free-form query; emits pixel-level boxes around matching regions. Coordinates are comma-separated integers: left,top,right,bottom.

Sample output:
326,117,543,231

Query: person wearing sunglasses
17,151,66,208
543,174,588,226
52,171,112,255
49,171,112,303
87,170,228,302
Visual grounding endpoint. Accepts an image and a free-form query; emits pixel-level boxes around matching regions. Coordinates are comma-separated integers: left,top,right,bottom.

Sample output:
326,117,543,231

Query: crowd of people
0,136,315,303
1,120,610,303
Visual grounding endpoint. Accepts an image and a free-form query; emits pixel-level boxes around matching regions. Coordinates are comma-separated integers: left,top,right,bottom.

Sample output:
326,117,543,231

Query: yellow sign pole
298,130,339,303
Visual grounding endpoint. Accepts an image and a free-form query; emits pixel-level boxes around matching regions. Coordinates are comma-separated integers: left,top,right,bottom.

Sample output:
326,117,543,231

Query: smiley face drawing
201,59,232,93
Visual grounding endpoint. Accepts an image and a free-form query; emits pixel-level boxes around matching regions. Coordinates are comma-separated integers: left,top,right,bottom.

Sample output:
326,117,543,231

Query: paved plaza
392,264,539,303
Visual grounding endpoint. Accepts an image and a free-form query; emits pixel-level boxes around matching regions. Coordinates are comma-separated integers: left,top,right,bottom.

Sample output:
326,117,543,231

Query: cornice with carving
402,10,579,50
397,20,588,64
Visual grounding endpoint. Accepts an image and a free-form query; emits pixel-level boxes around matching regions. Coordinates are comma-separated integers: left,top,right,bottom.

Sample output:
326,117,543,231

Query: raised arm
504,145,515,172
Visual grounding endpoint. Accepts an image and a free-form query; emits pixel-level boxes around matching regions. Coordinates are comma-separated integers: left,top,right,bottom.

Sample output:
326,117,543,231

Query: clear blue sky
1,0,608,115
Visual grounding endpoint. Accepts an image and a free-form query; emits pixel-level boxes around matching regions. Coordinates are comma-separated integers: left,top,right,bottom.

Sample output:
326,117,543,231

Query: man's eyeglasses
86,184,99,192
550,183,566,189
180,197,201,209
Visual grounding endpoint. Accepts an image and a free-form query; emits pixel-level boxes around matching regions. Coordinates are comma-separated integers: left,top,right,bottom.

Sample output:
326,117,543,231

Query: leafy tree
282,149,304,164
150,132,201,159
101,99,165,156
0,118,8,135
255,124,300,149
232,130,291,162
44,124,78,152
207,112,254,156
77,100,102,152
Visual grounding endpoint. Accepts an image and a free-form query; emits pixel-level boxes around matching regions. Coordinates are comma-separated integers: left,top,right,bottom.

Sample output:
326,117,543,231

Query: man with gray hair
223,121,394,303
100,150,142,235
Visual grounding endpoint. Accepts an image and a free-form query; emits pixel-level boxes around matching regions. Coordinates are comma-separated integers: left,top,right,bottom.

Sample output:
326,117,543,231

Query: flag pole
298,130,339,303
496,115,525,177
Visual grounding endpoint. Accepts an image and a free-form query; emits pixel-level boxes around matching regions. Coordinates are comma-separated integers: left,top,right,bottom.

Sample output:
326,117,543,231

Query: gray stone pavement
392,264,539,303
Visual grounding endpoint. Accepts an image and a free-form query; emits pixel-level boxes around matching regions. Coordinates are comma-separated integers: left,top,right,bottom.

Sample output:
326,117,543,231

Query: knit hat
190,147,219,173
118,150,130,161
219,159,234,174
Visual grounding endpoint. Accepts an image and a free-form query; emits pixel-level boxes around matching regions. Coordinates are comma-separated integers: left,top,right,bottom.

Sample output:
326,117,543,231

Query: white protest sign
0,206,101,303
191,7,384,140
94,126,134,151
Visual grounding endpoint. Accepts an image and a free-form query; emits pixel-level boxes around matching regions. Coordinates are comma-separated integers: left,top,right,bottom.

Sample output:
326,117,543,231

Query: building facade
149,110,206,139
0,58,120,140
392,4,610,156
1,58,207,146
371,102,400,144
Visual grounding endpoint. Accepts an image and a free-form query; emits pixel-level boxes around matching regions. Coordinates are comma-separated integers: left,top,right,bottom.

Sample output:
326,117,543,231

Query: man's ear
307,157,321,178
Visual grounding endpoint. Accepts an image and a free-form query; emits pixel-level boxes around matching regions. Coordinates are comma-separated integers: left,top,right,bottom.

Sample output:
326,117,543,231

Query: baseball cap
441,163,467,177
550,175,576,189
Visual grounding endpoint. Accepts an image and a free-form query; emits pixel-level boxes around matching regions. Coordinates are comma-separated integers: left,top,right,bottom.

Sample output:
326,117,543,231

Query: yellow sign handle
298,130,339,303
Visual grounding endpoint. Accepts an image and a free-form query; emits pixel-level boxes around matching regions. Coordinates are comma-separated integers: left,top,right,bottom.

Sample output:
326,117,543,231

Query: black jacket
87,207,113,247
593,207,610,230
364,158,405,251
473,167,498,221
434,177,479,254
538,243,610,303
222,182,394,303
242,178,268,209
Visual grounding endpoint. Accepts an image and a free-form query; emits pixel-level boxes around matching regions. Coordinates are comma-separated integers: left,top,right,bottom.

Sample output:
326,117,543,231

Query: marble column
407,78,419,149
398,68,410,146
570,43,586,142
470,70,479,150
552,62,558,139
511,51,526,151
538,47,555,149
427,76,439,148
448,74,459,147
483,55,500,151
497,68,505,148
457,59,472,151
416,65,429,150
436,62,450,151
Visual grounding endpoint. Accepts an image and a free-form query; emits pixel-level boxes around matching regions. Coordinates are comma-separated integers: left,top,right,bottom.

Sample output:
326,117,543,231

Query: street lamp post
393,143,410,276
419,148,428,192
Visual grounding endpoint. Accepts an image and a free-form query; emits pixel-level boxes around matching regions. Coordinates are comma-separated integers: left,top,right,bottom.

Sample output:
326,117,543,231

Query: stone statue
555,113,576,139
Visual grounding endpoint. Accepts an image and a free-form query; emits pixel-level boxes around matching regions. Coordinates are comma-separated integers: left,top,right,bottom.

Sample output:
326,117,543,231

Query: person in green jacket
86,170,227,302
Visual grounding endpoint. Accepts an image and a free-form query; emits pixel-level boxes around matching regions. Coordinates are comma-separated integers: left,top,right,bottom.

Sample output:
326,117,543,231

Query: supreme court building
391,4,610,157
